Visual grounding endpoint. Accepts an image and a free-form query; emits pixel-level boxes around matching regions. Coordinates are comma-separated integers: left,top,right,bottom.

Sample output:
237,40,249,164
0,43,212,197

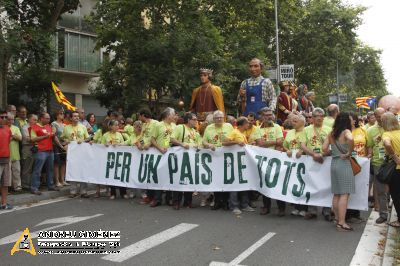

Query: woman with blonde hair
381,112,400,228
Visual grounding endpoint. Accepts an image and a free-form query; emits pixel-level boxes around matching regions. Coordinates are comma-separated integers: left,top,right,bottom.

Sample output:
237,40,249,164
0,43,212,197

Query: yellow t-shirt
101,131,125,145
172,124,201,147
140,119,158,145
382,130,400,169
299,125,331,153
61,124,89,142
251,123,283,150
151,121,175,148
203,123,234,147
352,127,368,157
227,128,247,144
9,125,21,161
283,129,303,150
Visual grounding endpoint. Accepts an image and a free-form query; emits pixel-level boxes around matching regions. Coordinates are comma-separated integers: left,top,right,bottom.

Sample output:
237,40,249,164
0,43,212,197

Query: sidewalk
7,185,97,207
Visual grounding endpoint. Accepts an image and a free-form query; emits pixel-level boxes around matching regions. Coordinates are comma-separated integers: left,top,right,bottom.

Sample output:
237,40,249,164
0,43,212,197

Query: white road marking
0,214,103,246
0,196,71,215
102,223,199,263
209,232,276,266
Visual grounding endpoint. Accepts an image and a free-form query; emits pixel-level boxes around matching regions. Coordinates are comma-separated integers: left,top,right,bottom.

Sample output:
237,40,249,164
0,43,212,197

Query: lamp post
275,0,280,83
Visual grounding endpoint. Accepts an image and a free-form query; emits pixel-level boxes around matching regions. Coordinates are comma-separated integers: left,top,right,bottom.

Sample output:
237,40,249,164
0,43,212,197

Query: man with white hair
203,110,234,210
189,68,225,121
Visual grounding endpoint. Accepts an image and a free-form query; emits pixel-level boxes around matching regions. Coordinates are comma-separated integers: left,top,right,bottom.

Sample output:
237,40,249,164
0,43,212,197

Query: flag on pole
356,96,375,109
51,82,76,111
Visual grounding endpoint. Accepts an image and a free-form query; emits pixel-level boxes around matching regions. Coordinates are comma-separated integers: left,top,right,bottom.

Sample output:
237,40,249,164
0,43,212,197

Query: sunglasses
0,115,7,119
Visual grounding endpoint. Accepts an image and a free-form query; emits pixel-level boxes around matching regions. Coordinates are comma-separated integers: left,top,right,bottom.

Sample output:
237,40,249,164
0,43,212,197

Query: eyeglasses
0,115,7,119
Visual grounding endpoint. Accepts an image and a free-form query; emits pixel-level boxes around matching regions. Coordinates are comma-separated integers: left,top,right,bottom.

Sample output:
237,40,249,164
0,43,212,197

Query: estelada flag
356,96,372,109
51,82,76,111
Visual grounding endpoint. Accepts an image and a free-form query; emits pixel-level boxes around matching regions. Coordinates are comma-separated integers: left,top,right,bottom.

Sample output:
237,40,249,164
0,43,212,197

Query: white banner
66,143,369,210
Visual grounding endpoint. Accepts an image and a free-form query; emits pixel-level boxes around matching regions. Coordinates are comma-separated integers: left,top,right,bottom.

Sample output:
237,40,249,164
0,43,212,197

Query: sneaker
242,206,255,212
123,194,129,199
249,201,257,208
62,181,70,186
140,197,152,204
56,182,63,187
31,190,42,195
210,201,215,207
299,211,306,217
110,195,116,200
375,216,387,224
0,203,13,210
232,208,242,215
304,213,317,220
48,187,60,191
291,210,300,216
200,199,206,207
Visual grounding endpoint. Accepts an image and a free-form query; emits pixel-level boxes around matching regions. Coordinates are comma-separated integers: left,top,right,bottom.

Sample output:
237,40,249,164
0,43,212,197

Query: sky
345,0,400,96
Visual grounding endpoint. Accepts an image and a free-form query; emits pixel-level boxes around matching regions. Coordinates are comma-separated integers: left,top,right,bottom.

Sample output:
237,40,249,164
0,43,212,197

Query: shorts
0,163,11,187
54,146,66,164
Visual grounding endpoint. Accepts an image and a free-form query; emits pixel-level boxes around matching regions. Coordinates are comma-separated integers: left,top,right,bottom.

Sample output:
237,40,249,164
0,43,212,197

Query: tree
0,0,80,109
90,0,387,113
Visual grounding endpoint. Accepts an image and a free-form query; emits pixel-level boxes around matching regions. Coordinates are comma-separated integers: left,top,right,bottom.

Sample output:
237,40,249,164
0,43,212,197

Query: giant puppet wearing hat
189,68,225,121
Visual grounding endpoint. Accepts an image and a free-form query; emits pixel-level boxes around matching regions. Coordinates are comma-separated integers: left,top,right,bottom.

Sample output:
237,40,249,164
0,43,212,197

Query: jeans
230,191,250,209
262,196,286,211
373,165,388,218
31,151,54,192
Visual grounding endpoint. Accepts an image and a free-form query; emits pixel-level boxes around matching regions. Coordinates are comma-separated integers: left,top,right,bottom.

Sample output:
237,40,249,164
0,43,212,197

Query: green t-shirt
10,125,21,161
124,125,134,136
172,124,201,147
61,124,89,142
151,121,175,148
323,116,335,130
125,132,141,146
140,119,158,145
101,132,125,145
203,123,234,147
299,124,331,153
283,129,303,150
251,123,283,149
93,129,103,144
367,125,385,166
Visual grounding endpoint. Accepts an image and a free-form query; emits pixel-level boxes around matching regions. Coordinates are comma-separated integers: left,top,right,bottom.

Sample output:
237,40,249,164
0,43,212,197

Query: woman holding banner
322,112,355,232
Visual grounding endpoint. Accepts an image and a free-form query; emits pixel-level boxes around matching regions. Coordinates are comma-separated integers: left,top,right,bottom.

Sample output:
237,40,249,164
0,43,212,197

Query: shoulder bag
334,141,362,176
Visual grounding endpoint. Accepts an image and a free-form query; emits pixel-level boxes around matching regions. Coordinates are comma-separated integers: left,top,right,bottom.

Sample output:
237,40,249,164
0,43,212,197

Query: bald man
323,104,339,130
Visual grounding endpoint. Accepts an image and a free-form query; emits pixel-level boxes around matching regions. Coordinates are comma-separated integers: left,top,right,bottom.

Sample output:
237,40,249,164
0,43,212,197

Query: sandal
336,224,353,232
388,221,400,228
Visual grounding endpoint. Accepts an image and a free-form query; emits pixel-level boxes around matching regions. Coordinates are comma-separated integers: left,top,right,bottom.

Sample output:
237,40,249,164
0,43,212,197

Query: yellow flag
51,82,77,111
10,227,37,256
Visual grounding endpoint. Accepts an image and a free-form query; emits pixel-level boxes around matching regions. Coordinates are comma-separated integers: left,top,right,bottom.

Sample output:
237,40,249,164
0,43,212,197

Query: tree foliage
0,0,80,109
73,0,390,112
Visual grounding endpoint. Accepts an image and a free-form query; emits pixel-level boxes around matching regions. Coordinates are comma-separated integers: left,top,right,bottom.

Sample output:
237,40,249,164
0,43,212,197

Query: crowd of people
1,58,400,233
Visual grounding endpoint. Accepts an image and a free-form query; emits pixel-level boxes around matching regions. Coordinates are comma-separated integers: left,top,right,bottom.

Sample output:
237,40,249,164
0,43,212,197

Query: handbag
333,141,361,176
376,156,396,184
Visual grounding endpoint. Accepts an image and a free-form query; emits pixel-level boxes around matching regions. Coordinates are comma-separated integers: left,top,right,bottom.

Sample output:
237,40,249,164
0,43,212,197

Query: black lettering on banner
138,154,149,183
292,162,306,197
201,153,212,185
168,153,178,184
180,152,193,185
237,152,248,184
255,155,268,188
105,152,115,179
224,153,235,184
265,158,281,188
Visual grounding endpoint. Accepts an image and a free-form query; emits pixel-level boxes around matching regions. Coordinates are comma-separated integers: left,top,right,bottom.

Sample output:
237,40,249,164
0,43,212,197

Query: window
54,32,100,73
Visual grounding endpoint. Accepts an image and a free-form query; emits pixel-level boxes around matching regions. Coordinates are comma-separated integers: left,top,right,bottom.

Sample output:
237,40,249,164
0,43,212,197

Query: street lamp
275,0,280,83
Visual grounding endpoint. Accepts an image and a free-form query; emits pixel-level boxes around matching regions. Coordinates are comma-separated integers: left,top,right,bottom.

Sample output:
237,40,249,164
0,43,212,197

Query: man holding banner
61,111,90,198
299,107,332,220
149,107,176,207
203,110,234,210
251,107,286,216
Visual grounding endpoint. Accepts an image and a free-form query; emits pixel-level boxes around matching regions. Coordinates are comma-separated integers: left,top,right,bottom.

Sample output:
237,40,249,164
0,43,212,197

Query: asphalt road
0,195,368,266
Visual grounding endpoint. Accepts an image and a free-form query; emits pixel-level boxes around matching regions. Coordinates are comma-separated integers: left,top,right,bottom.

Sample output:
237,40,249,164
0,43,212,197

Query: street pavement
0,195,369,266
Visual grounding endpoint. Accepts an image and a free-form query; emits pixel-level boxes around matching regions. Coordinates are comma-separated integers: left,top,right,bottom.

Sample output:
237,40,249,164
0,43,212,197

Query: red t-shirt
30,124,54,151
0,126,11,158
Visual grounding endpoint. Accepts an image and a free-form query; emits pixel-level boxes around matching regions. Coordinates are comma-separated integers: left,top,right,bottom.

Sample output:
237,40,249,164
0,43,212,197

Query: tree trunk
0,57,9,109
